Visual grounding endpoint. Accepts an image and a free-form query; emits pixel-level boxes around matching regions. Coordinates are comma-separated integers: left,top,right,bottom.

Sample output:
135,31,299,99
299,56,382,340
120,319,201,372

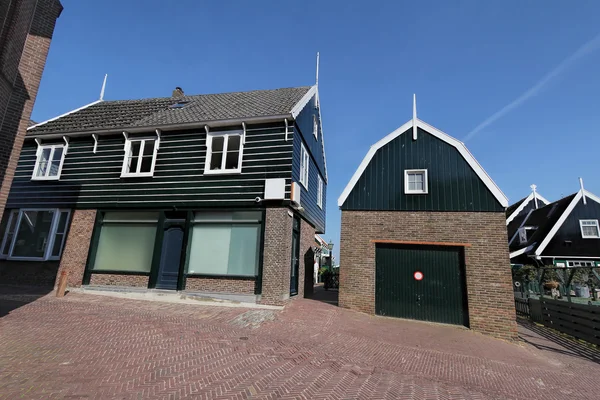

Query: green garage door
375,244,469,326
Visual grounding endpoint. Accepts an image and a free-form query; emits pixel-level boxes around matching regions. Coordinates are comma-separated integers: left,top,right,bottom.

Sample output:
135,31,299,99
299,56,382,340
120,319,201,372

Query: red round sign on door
414,271,424,281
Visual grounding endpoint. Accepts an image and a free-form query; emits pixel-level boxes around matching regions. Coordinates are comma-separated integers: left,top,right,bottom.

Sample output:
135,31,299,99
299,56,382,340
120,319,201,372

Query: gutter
25,114,293,140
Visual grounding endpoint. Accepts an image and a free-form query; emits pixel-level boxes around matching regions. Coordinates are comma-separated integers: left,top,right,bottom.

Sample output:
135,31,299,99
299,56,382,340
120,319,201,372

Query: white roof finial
579,177,587,205
530,184,538,209
412,94,417,140
100,74,108,101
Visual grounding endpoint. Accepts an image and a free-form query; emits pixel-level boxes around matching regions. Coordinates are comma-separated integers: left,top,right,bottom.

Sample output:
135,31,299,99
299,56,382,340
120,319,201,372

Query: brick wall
0,0,63,223
185,276,255,294
89,274,149,288
0,260,59,286
339,211,517,341
259,207,293,305
56,209,95,287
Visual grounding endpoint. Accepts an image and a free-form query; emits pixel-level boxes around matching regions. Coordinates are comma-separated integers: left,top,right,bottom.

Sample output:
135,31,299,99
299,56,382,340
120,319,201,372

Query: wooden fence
538,298,600,346
514,298,529,317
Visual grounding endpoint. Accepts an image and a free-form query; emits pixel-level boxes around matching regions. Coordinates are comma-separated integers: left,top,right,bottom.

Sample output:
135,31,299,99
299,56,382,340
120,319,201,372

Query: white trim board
506,192,550,225
337,118,509,207
290,85,317,119
535,189,600,256
510,243,536,259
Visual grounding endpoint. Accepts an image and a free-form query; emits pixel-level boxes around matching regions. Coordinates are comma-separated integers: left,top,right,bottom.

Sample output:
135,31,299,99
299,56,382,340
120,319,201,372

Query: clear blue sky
34,1,600,262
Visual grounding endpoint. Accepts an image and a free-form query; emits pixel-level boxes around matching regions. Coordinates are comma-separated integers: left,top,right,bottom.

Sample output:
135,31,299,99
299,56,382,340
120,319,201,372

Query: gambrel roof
337,118,508,207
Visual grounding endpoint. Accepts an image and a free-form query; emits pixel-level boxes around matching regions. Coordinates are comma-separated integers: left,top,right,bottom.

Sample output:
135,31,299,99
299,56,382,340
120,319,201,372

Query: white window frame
404,169,428,194
204,130,244,175
121,136,159,177
300,143,310,189
580,219,600,239
317,175,323,209
518,226,536,244
31,144,67,180
313,115,318,139
0,208,71,261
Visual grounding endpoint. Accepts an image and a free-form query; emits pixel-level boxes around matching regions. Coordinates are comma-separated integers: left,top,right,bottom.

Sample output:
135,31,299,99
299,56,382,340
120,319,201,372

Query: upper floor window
32,144,66,180
121,137,158,177
300,143,309,189
580,220,600,238
0,208,71,261
317,175,323,209
404,169,428,194
205,131,243,174
313,115,318,139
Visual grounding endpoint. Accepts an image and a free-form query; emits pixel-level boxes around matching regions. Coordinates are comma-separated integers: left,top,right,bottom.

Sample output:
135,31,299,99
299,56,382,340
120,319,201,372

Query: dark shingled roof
27,86,312,136
506,196,527,218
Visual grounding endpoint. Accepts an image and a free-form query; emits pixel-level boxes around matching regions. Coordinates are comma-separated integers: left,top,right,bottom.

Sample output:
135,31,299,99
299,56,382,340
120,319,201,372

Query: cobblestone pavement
1,289,599,400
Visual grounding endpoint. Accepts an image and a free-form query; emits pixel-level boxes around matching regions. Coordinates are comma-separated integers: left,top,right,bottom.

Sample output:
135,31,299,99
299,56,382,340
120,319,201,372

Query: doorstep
72,285,282,310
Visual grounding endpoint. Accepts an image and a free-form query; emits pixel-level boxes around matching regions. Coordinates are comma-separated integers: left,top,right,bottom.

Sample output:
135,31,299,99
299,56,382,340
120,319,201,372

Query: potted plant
544,280,559,290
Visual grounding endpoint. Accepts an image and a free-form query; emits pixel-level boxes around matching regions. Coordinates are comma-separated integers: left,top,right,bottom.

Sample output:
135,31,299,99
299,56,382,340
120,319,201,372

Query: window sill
91,270,151,276
300,180,308,190
405,191,429,195
186,273,257,280
7,257,48,262
120,173,155,178
31,176,60,181
203,169,242,175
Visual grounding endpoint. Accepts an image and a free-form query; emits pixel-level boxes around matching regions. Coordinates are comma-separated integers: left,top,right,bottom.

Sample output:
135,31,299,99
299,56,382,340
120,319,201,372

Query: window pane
408,181,416,191
48,147,63,177
212,136,224,152
139,156,153,173
408,173,416,183
187,225,231,275
187,223,260,276
51,233,64,257
227,225,260,275
11,210,55,258
227,135,241,152
1,234,13,255
194,211,262,222
126,141,141,173
36,148,51,177
583,225,599,237
51,147,63,162
57,211,69,233
210,152,223,170
143,140,155,157
93,224,156,272
103,212,159,222
415,181,424,191
225,151,239,169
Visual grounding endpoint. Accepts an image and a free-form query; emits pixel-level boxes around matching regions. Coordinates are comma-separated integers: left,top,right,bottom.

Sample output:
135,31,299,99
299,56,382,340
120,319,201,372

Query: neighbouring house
509,183,600,269
337,98,517,340
0,84,327,306
313,234,330,282
0,0,63,222
506,184,550,248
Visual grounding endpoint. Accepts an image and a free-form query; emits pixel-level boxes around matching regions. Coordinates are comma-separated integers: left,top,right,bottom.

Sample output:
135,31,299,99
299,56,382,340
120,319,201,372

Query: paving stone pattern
1,291,598,399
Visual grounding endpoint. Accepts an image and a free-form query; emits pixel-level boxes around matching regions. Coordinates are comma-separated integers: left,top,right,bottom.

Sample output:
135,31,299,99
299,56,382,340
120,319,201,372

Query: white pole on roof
579,177,587,205
412,94,417,140
99,74,108,101
530,184,539,209
315,52,320,87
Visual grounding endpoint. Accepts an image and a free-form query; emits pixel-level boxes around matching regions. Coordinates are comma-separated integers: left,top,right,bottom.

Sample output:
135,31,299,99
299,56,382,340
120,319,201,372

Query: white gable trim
506,192,550,225
510,243,536,259
27,100,103,131
535,189,600,256
337,118,509,207
290,85,317,119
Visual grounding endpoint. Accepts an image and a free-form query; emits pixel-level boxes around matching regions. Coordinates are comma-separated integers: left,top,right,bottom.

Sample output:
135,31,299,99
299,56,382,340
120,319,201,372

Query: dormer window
171,101,189,109
205,130,243,175
580,220,600,238
404,169,428,194
518,226,537,244
32,144,66,180
121,137,158,177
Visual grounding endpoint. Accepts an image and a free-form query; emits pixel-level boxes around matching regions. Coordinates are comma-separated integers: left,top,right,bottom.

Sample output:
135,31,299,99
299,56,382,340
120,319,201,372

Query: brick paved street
1,287,599,400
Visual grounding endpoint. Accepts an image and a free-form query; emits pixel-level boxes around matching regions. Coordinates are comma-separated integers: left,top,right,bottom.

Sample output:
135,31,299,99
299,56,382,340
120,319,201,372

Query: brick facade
339,211,517,341
0,0,63,223
89,274,149,288
56,209,96,287
185,276,255,294
259,207,293,305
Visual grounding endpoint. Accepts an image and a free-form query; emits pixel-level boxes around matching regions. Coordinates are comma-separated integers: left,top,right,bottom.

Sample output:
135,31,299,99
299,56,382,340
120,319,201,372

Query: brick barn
337,100,517,340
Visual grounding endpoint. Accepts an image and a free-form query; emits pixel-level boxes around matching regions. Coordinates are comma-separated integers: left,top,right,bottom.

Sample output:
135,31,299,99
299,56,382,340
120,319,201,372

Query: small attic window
170,101,189,109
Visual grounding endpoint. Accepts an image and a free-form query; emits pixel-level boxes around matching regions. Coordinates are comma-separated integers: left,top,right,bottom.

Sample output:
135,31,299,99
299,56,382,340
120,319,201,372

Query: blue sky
35,1,600,262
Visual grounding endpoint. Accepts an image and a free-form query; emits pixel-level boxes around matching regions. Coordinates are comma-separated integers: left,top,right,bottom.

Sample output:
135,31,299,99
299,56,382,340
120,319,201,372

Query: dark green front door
375,244,469,326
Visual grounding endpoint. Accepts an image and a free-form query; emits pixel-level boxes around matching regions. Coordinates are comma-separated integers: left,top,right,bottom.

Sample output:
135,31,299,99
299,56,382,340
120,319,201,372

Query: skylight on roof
170,101,190,109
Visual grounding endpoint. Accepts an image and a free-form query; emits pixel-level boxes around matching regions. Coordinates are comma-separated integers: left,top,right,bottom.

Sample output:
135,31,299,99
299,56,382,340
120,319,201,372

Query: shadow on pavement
0,285,53,318
306,284,338,306
518,319,600,365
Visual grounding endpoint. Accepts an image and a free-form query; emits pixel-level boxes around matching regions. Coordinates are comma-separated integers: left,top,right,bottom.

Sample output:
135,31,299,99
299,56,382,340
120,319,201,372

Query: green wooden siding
375,244,469,326
7,123,292,209
341,128,503,211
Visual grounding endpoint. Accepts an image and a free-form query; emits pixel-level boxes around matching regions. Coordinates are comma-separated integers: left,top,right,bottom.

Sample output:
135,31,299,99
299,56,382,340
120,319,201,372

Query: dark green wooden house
337,99,518,340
